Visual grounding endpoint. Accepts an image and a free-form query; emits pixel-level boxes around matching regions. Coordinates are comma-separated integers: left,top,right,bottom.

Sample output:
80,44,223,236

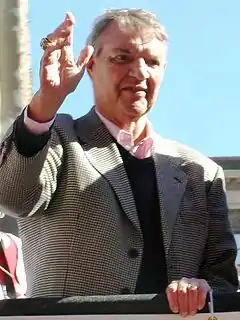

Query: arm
0,110,63,217
199,165,239,292
0,12,93,218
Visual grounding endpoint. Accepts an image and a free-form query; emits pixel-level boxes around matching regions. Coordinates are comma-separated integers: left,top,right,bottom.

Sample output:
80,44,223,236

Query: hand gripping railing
0,293,239,318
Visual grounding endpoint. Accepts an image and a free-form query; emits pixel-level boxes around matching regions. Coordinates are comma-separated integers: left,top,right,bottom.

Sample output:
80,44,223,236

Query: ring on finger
188,283,199,291
40,37,52,51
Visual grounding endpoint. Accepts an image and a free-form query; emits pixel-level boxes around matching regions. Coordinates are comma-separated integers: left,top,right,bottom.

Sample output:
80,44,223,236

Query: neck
118,117,147,143
95,108,148,143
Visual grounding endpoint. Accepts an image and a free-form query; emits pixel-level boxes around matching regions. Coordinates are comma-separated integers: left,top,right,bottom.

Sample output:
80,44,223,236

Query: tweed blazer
0,108,238,297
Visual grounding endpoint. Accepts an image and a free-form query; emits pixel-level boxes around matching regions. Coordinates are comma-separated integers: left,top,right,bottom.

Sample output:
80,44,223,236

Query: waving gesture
29,12,94,122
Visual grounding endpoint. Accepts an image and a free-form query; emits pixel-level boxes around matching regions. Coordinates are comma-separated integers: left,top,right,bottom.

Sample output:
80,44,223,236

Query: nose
129,58,150,80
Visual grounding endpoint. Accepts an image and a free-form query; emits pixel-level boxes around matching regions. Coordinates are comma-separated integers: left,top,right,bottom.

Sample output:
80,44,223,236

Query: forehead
97,22,166,56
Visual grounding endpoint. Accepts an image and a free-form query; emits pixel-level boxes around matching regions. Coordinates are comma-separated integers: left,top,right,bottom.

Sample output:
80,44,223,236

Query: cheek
148,78,160,98
109,66,129,88
101,71,118,91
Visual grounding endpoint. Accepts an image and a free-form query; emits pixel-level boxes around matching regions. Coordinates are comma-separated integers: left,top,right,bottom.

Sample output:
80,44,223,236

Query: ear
87,56,95,79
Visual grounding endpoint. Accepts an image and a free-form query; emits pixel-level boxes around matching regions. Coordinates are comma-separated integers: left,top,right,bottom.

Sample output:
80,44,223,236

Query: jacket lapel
74,109,188,248
74,109,142,235
153,138,187,256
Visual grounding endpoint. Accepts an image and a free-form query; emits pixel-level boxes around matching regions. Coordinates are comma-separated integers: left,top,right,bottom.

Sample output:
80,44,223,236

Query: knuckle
167,286,175,293
189,283,199,291
189,285,198,292
180,277,190,284
178,279,189,293
199,278,208,285
166,286,171,293
179,278,189,285
168,281,178,291
178,288,187,294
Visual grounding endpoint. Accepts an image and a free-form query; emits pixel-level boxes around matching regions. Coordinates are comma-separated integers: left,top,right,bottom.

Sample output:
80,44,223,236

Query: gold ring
188,283,199,290
40,37,52,51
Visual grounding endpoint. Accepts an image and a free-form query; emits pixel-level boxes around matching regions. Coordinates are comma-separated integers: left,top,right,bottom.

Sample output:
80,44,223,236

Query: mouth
122,87,148,95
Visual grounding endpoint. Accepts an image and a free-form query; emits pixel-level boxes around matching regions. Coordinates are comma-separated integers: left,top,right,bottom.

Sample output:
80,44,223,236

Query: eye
109,54,133,64
148,59,160,67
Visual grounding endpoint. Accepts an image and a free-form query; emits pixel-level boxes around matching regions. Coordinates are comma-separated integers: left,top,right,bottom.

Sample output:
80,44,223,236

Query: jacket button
120,287,131,294
128,248,139,259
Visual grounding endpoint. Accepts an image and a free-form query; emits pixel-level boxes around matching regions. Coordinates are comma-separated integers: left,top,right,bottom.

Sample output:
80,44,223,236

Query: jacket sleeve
0,112,63,217
200,165,239,292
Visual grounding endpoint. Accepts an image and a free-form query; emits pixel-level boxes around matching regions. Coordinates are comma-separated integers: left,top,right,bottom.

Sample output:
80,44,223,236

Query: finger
40,13,76,73
166,281,179,314
65,12,75,25
77,45,94,68
65,12,74,46
44,30,71,53
59,15,75,66
41,48,61,71
178,278,189,317
62,45,95,86
60,45,75,67
43,12,75,52
52,12,75,36
40,49,61,85
188,279,200,316
197,280,211,310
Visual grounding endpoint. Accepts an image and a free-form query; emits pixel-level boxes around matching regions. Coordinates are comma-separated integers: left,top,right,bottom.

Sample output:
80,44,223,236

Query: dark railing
0,293,239,317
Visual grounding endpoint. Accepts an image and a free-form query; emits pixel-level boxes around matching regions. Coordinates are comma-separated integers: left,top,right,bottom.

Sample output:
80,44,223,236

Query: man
0,8,238,316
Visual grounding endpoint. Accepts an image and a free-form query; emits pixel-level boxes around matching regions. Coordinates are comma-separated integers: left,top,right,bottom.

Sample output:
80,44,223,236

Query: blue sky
29,1,240,157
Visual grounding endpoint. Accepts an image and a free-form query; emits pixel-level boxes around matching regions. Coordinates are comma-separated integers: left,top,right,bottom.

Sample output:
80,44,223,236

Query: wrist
28,91,64,123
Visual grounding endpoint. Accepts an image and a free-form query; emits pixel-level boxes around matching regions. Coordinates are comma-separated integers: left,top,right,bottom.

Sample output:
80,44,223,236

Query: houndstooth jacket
0,108,238,297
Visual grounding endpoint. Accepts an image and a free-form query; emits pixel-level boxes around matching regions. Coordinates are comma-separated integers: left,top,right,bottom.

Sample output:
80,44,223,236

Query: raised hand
29,12,94,122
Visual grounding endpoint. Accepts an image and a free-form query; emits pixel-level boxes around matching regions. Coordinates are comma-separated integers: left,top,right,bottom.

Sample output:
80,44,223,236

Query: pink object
0,233,26,298
24,107,55,135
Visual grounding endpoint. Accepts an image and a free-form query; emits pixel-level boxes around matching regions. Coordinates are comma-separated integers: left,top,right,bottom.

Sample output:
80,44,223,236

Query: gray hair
86,8,168,51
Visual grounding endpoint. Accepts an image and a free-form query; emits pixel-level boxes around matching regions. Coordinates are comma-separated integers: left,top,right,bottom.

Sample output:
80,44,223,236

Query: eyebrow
111,47,160,57
112,48,132,54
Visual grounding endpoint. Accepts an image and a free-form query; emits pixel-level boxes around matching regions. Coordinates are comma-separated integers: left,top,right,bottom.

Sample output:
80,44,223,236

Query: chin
128,101,150,117
119,98,151,119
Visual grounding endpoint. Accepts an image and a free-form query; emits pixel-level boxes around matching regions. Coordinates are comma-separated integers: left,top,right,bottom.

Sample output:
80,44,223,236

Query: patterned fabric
24,106,155,159
0,108,238,297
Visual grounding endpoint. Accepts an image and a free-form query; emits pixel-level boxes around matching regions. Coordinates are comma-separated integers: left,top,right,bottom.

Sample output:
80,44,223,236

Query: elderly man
0,8,238,316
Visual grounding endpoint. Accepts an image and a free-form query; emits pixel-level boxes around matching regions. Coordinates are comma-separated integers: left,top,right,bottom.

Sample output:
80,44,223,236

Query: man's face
88,22,167,125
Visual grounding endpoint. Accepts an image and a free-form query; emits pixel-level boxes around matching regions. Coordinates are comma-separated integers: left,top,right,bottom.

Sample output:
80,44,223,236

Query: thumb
72,46,94,84
77,45,94,68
